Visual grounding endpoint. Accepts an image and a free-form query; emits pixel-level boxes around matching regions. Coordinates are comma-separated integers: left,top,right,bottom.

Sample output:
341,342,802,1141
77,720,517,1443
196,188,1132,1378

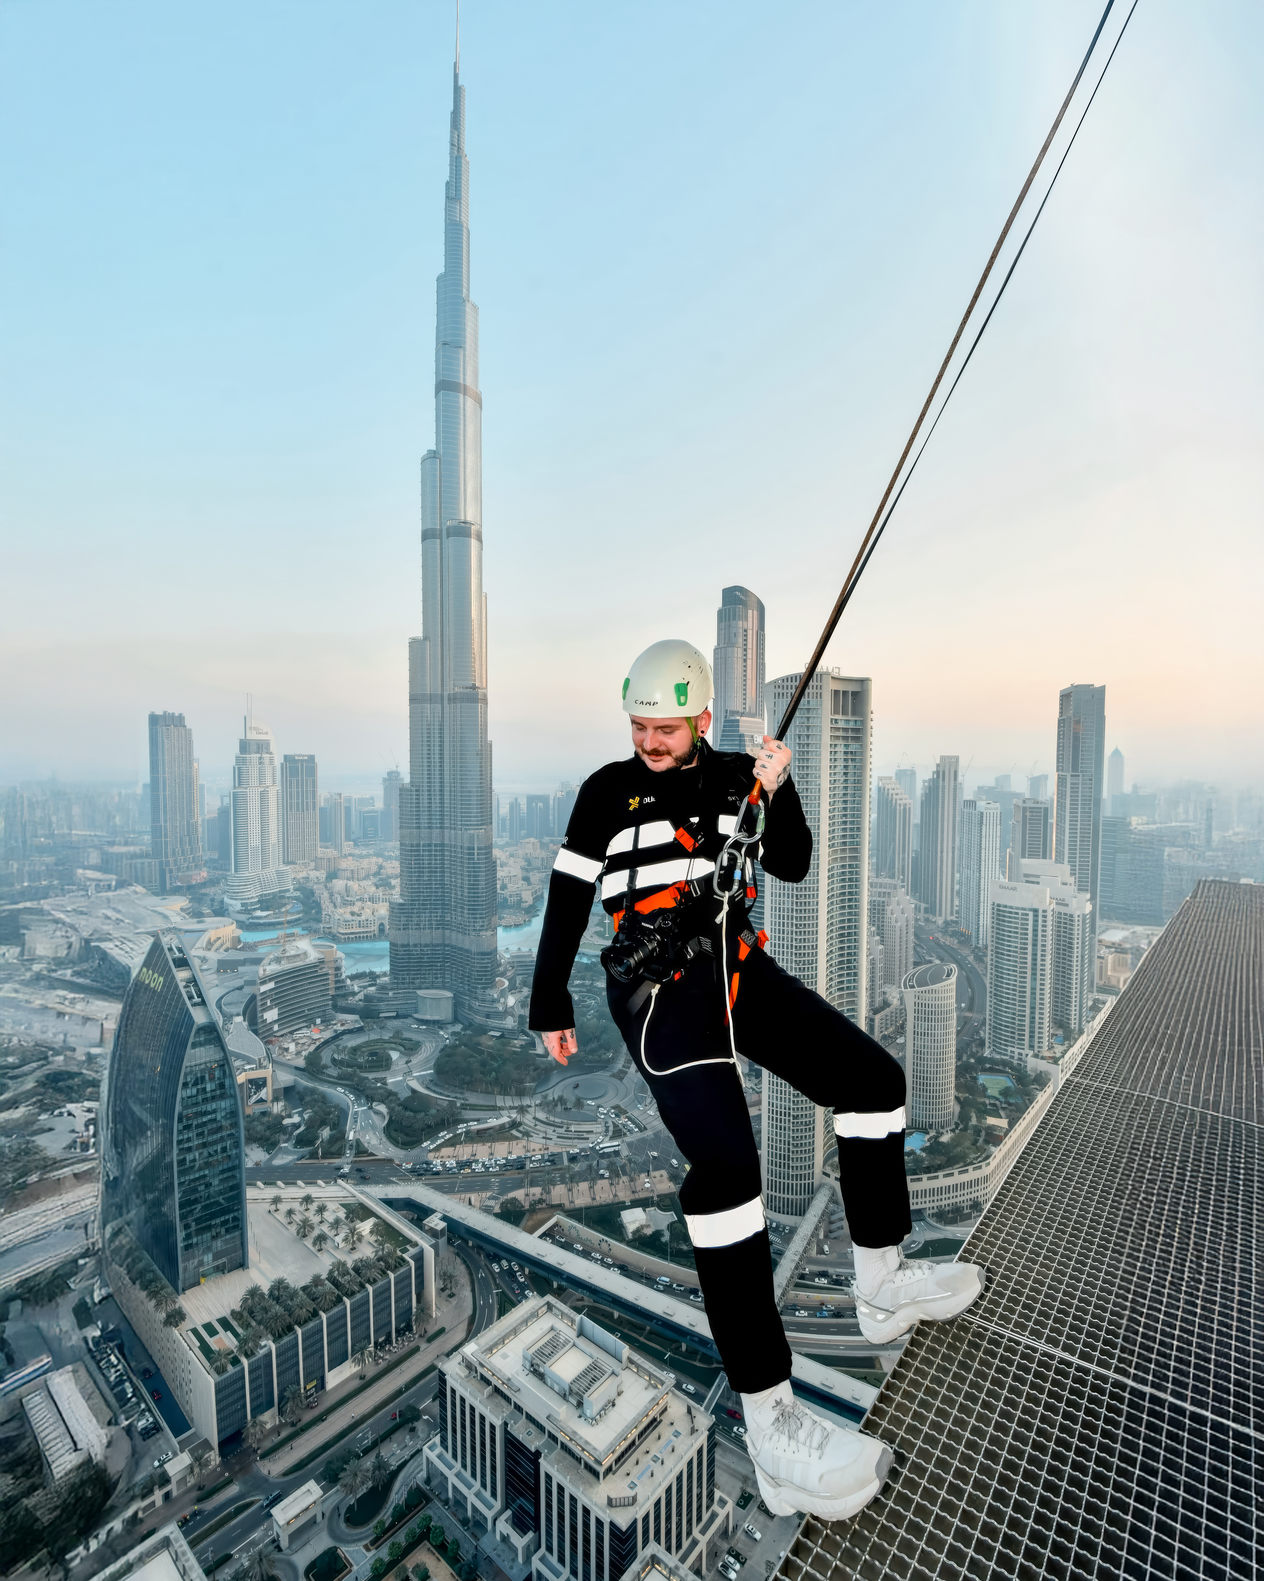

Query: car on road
679,1381,697,1396
150,1389,162,1401
744,1524,763,1542
719,1564,739,1581
725,1407,742,1420
262,1491,284,1511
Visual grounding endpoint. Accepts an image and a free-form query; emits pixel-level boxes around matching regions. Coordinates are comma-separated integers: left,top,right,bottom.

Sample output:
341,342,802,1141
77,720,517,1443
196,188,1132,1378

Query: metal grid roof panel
774,880,1263,1579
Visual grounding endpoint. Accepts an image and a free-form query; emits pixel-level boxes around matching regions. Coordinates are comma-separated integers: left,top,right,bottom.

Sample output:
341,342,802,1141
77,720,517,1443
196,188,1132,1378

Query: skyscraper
901,962,957,1131
1054,684,1106,918
147,711,204,892
230,717,282,878
1106,746,1125,806
1009,796,1053,875
324,791,346,856
1014,859,1094,1037
280,753,319,866
762,670,870,1219
1027,772,1049,802
894,767,917,810
101,933,247,1294
868,877,915,996
957,798,1002,949
712,585,766,752
986,879,1054,1059
874,776,913,892
390,42,497,1016
916,755,960,920
381,769,402,842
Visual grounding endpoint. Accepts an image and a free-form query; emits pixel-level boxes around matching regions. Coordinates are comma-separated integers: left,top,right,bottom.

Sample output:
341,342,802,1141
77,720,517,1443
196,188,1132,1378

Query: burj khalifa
389,42,497,1013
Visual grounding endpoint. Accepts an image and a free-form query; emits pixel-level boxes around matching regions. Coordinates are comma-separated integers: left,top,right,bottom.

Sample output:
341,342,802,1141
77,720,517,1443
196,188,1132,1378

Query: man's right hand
543,1029,578,1065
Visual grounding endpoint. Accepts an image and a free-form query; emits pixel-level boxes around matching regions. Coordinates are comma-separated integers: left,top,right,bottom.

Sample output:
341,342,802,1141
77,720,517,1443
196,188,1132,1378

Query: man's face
630,711,711,772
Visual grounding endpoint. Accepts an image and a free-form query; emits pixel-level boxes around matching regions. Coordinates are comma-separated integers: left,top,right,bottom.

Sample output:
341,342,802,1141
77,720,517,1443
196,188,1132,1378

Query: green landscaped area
304,1549,350,1581
978,1073,1017,1098
559,1192,697,1270
344,1482,393,1528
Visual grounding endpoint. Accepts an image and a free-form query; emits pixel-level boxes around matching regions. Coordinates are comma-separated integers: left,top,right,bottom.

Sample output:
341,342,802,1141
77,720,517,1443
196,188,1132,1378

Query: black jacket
528,740,812,1032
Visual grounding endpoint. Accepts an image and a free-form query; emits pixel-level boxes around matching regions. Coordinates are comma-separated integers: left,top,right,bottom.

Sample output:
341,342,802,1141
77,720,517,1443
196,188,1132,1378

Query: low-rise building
424,1296,732,1581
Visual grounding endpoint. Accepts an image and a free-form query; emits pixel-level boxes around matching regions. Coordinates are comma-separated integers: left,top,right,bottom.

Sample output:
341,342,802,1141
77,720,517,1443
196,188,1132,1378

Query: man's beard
638,740,698,770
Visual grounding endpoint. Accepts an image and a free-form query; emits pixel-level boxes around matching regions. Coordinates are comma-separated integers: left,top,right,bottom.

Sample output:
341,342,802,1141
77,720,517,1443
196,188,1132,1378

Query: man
530,639,983,1521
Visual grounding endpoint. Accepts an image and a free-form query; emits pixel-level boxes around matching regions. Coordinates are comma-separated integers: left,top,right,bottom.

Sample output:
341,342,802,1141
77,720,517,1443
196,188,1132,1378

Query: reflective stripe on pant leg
684,1196,765,1248
833,1107,906,1139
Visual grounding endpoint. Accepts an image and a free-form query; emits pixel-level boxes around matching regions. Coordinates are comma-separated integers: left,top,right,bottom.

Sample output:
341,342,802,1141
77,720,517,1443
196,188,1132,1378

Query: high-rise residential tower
901,962,957,1131
1106,746,1125,806
389,43,497,1016
1027,772,1049,802
874,776,913,892
381,769,402,841
958,798,1002,949
986,879,1054,1059
1013,859,1094,1037
713,585,766,752
1054,684,1106,919
894,767,917,810
917,755,960,920
869,877,915,995
230,717,282,877
280,753,319,866
762,670,870,1219
1009,796,1053,875
148,711,205,892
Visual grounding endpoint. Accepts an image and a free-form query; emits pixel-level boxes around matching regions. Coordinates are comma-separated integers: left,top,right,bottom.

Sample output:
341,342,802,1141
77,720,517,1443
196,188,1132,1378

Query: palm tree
246,1541,279,1581
338,1456,369,1505
270,1194,282,1213
280,1384,304,1427
351,1347,371,1376
284,1206,296,1224
296,1215,314,1240
367,1449,391,1489
300,1192,314,1212
243,1417,269,1455
344,1223,364,1252
313,1230,329,1254
315,1201,327,1222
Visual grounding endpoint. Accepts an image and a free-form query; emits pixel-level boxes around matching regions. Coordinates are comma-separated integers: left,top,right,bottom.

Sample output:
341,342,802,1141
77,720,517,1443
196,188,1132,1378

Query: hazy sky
2,2,1261,795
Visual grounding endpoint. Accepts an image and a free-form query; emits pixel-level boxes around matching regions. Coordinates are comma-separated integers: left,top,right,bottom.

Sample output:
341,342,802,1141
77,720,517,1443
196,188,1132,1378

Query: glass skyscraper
148,711,205,892
1054,682,1106,920
713,585,766,752
389,43,497,1015
101,933,247,1294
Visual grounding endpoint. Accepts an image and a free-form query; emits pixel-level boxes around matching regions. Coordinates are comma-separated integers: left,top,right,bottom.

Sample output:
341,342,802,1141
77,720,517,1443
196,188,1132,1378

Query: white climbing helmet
621,640,713,717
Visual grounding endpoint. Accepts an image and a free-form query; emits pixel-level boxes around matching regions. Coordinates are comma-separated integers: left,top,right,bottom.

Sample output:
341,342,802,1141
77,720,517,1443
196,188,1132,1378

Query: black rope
771,0,1132,741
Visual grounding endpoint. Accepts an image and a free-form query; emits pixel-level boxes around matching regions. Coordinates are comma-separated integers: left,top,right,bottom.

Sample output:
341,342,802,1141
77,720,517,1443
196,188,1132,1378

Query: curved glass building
101,933,247,1293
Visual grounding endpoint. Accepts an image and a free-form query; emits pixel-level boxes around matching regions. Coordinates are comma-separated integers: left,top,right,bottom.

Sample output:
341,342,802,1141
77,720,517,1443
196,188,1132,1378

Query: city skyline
3,4,1262,789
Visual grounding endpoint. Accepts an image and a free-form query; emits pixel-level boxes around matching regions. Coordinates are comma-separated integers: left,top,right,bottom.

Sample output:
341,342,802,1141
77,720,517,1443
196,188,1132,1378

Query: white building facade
958,799,1002,950
712,585,766,753
423,1298,732,1581
901,962,957,1131
986,880,1055,1060
917,755,960,921
874,776,913,893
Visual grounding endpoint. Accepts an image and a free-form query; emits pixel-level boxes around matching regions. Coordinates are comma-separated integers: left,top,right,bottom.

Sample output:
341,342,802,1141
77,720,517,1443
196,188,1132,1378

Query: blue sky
2,1,1261,794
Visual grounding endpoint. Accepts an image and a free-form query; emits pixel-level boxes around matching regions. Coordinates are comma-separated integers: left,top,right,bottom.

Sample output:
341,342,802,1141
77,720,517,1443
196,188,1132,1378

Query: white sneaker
742,1383,893,1521
853,1249,984,1344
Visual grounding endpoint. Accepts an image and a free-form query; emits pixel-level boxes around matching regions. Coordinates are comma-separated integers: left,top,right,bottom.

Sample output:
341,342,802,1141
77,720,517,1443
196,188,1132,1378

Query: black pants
608,932,912,1394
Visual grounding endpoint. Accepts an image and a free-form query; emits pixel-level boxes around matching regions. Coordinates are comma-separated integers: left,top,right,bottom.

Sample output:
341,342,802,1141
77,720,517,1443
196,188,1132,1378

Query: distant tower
986,880,1054,1059
902,963,957,1131
231,717,282,877
1009,797,1053,875
381,769,402,841
1027,772,1049,802
869,877,914,994
894,767,917,812
280,754,319,866
874,776,913,892
1054,684,1107,919
762,671,871,1219
713,586,766,752
958,799,1002,949
1013,859,1094,1037
148,711,205,892
325,792,346,856
389,37,498,1015
917,755,960,920
1106,747,1125,807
